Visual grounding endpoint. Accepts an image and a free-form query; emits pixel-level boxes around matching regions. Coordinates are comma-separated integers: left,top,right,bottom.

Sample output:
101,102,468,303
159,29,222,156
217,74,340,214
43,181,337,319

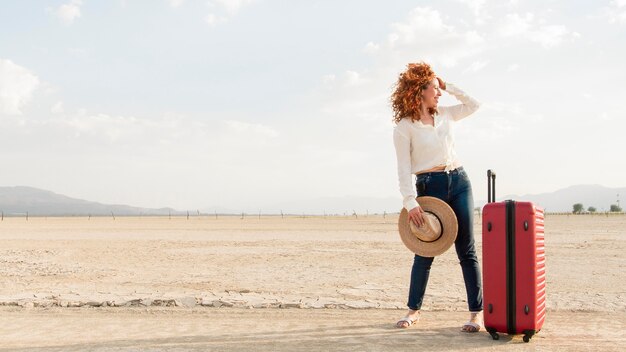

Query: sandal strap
397,317,418,325
462,321,482,331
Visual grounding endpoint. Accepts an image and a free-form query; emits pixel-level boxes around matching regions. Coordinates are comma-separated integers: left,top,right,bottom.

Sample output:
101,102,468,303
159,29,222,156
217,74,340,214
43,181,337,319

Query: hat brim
398,196,458,257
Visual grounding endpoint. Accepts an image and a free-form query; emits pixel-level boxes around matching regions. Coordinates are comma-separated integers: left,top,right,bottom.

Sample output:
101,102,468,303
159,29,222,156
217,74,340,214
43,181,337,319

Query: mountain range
0,184,623,216
0,186,179,216
500,184,625,213
243,184,624,215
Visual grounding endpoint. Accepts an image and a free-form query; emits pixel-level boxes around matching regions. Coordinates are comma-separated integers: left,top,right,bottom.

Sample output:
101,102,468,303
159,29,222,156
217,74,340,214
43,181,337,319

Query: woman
391,62,483,332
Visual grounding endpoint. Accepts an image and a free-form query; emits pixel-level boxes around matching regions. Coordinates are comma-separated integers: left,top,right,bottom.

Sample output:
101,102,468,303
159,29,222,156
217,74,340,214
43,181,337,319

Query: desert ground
0,213,624,351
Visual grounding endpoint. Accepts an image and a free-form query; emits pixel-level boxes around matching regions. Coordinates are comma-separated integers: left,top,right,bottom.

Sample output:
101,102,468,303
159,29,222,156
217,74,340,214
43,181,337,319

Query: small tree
587,206,597,213
610,204,623,212
573,203,584,214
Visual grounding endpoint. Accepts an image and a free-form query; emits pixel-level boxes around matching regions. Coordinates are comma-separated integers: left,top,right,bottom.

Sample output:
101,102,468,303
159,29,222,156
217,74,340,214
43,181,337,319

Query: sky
0,0,625,212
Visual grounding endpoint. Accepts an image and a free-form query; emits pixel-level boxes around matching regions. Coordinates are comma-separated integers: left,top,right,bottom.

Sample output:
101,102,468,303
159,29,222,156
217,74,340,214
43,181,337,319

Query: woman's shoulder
395,117,414,128
394,117,414,139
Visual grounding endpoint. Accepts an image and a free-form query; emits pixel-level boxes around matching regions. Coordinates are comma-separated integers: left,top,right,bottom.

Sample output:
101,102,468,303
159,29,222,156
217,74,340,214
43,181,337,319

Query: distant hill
1,184,623,216
249,185,625,215
0,186,180,216
495,184,626,213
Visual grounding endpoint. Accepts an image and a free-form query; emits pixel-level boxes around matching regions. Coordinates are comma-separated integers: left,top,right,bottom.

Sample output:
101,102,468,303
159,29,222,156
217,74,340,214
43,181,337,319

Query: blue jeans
407,167,483,312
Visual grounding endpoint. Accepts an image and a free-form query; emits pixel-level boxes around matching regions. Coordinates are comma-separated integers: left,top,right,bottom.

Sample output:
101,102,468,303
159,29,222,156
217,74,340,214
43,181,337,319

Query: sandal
396,316,419,328
461,321,482,333
461,311,483,333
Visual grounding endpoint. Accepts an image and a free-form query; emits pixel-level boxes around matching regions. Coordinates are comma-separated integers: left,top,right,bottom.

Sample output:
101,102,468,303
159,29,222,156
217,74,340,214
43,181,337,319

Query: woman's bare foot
396,310,420,328
461,311,483,332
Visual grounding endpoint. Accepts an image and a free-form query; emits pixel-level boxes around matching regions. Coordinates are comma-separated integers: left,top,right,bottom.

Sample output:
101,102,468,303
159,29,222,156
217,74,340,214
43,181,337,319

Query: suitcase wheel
522,330,536,343
486,327,499,340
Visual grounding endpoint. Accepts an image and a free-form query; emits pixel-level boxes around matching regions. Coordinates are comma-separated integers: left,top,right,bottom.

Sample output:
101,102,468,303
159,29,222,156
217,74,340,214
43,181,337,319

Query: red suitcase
482,170,546,342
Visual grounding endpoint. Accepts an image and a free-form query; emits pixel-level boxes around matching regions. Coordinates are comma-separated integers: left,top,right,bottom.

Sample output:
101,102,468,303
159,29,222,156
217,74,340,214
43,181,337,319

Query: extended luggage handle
487,169,496,203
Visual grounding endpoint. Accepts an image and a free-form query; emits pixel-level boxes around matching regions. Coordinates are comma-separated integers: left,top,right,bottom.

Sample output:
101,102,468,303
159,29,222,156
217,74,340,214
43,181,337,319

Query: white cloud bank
498,13,575,48
0,59,40,115
604,0,626,24
55,0,82,25
377,7,486,68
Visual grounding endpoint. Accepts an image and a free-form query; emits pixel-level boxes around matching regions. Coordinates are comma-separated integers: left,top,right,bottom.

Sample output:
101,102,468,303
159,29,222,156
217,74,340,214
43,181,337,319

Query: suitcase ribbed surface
534,206,546,329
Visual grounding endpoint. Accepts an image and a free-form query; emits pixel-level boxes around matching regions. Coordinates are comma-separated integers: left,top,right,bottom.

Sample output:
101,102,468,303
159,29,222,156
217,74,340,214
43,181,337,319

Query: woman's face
420,77,442,109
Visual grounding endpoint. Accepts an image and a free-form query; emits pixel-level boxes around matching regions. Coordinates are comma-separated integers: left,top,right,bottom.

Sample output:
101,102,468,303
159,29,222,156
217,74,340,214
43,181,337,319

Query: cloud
51,101,64,114
68,47,88,58
0,110,285,209
0,59,40,115
320,6,491,138
368,7,486,68
206,0,255,26
499,13,532,36
344,71,363,86
603,0,626,24
498,13,574,48
364,42,380,54
320,70,372,91
58,113,152,142
463,60,490,73
168,0,185,8
205,13,228,26
55,0,82,25
482,101,544,126
387,7,452,46
322,74,336,85
528,24,570,48
39,110,279,153
223,120,279,145
507,63,520,72
599,112,612,121
453,100,542,144
457,0,487,16
456,0,491,24
210,0,255,15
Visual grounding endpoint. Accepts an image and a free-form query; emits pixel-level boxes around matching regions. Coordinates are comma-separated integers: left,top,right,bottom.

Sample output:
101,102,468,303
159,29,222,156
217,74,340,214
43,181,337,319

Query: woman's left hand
408,206,426,227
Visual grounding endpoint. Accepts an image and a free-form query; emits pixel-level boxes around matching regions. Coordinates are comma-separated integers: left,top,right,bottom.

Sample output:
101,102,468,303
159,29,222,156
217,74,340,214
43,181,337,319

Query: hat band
417,211,444,243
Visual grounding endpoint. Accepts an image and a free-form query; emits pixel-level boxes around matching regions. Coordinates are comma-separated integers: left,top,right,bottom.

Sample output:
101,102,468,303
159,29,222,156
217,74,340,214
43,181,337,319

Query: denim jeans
407,167,483,312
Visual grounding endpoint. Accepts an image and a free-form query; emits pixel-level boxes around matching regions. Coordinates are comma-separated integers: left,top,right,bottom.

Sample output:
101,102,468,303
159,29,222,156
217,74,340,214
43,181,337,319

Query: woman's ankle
470,311,482,320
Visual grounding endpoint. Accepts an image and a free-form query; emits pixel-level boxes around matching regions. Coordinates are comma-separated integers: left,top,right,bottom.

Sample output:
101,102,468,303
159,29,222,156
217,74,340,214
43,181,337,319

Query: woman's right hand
408,206,425,227
436,77,446,90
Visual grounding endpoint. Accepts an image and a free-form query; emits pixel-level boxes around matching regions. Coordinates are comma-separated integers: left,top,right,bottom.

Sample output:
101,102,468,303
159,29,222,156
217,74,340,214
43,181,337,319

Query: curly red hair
391,62,438,123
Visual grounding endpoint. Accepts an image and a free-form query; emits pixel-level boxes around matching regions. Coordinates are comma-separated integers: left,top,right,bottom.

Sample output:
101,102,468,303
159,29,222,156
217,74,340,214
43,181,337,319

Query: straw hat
398,196,458,257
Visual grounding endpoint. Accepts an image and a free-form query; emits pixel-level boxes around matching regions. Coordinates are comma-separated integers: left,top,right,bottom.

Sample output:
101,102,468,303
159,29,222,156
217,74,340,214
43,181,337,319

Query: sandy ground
0,214,624,351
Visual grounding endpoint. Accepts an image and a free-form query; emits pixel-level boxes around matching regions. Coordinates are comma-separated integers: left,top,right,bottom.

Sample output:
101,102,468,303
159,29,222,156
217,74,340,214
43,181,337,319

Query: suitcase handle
487,169,496,203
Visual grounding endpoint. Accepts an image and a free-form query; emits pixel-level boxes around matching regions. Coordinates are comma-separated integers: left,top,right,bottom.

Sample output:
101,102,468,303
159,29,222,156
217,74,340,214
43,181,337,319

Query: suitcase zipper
506,200,517,335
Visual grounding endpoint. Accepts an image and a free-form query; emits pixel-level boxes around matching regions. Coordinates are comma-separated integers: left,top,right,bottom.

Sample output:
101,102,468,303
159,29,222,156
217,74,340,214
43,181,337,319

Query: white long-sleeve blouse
393,83,481,211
